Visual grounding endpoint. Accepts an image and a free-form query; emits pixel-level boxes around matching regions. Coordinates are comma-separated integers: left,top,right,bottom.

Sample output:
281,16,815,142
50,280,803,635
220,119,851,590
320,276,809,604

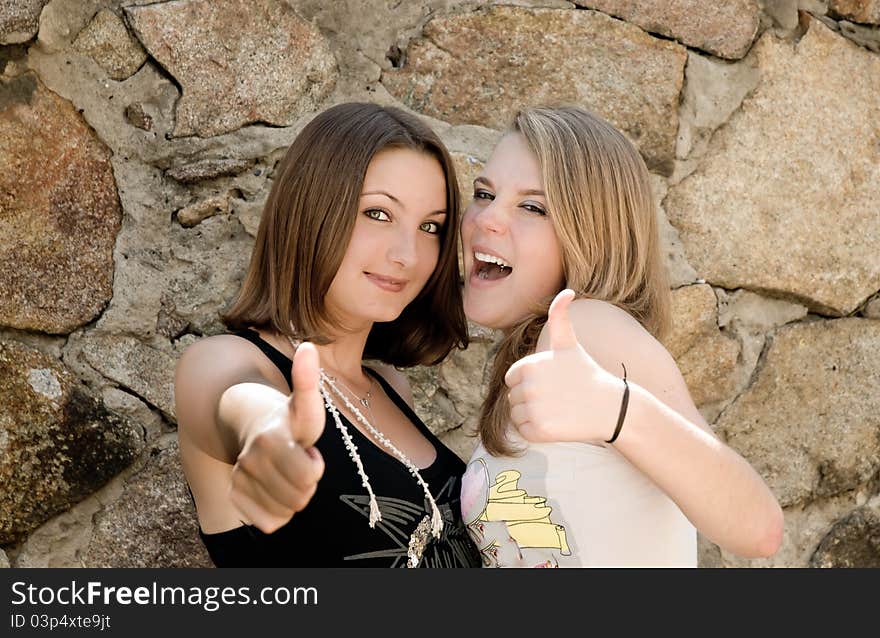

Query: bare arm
175,335,289,462
516,294,784,558
582,321,782,558
175,335,325,533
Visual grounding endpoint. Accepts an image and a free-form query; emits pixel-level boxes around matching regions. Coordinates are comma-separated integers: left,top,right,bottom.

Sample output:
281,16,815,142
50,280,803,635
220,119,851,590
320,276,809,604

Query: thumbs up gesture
504,289,624,445
229,342,326,534
287,342,327,448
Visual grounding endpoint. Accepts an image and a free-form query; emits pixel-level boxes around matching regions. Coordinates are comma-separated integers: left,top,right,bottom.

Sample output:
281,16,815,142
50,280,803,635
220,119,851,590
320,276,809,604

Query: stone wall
1,0,878,568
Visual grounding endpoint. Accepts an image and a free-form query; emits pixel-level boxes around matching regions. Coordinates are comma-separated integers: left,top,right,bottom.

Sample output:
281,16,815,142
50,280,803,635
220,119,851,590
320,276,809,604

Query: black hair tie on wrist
605,363,629,445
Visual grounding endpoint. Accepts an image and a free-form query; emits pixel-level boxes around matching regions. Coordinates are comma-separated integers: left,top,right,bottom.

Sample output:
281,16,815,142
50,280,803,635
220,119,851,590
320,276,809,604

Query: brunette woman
175,103,482,568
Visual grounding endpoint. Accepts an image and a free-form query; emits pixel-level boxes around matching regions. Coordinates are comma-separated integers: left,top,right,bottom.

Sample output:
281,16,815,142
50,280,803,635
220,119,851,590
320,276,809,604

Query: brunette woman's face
461,133,565,330
325,147,448,331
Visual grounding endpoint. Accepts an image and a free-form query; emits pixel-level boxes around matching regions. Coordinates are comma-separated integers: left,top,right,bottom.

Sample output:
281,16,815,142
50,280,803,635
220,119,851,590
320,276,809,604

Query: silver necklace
287,336,443,567
324,370,374,411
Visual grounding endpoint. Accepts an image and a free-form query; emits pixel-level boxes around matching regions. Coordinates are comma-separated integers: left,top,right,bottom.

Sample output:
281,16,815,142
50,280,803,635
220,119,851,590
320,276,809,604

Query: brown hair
223,102,467,366
480,106,672,456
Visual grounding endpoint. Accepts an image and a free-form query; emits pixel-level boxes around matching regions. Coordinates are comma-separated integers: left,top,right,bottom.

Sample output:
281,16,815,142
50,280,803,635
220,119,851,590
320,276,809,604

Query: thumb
548,289,579,350
289,342,325,447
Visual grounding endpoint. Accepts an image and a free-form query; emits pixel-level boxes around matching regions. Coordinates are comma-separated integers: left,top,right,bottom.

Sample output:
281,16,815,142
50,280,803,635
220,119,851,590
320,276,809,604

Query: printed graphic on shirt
461,458,570,567
339,476,478,568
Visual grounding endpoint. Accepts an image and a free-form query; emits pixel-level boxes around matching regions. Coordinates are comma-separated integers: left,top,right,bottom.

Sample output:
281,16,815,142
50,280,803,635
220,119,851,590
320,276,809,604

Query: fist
230,342,326,533
504,290,624,445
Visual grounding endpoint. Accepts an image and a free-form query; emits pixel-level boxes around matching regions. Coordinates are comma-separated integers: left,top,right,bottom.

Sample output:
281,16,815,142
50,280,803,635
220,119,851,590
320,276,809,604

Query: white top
461,434,697,567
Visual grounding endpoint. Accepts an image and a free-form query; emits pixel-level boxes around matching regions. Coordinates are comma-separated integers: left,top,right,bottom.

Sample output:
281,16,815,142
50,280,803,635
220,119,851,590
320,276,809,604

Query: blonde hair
480,106,672,456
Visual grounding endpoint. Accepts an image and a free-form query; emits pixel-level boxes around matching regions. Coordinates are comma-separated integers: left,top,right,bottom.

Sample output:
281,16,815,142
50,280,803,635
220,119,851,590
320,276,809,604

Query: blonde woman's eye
521,202,546,216
420,221,442,235
473,189,494,201
364,209,390,221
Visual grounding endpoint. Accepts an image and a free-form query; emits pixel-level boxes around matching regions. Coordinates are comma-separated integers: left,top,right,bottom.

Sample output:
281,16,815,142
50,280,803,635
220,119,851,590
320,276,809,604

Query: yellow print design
479,469,570,555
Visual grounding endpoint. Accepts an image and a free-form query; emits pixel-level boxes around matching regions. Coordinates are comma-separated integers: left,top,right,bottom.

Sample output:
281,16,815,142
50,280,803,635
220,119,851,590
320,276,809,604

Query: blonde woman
459,106,783,567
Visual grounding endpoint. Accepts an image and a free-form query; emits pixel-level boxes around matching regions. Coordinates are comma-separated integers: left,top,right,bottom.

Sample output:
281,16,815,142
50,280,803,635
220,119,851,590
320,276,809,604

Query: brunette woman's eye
420,221,443,235
363,208,390,221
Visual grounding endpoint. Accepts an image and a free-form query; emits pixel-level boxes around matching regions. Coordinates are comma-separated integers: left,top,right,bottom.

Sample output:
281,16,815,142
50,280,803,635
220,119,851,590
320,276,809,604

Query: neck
313,326,373,385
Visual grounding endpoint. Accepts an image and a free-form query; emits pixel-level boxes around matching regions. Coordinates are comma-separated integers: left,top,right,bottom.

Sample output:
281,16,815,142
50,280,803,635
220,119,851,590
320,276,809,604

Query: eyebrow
361,190,401,204
473,176,545,198
361,190,447,217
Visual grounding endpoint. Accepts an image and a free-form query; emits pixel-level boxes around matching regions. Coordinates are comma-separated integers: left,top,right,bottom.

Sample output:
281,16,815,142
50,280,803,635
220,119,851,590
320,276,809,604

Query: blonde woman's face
462,133,564,330
325,147,448,331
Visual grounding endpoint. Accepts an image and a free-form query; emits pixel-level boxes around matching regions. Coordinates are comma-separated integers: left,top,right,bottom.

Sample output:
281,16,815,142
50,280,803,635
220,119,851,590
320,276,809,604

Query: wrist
219,382,288,449
603,377,652,448
605,364,629,444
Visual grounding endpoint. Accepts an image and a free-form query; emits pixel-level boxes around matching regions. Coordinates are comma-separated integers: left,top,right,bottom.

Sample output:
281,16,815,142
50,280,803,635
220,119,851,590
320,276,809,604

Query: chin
468,301,535,332
463,285,499,322
366,309,403,324
369,302,410,324
463,303,504,331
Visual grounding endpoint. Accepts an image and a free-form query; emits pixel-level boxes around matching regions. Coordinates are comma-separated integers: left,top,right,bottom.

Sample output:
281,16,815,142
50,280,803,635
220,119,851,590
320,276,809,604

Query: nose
387,227,418,268
467,199,506,235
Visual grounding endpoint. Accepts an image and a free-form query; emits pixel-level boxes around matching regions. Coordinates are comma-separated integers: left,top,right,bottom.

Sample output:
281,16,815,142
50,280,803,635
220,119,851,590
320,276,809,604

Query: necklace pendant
407,515,432,568
360,397,370,409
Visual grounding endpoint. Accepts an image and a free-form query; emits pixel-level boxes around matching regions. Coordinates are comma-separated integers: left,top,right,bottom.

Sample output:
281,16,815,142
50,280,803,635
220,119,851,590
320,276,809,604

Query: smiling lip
365,272,408,292
468,243,513,288
470,244,511,266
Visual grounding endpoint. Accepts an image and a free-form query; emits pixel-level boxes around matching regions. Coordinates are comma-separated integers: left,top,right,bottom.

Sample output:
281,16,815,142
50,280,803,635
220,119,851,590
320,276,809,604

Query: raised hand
504,289,624,445
229,342,326,533
288,342,327,448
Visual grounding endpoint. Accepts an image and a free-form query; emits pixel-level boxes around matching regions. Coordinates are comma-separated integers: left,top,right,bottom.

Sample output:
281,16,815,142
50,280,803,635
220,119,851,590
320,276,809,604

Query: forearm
216,382,290,460
610,383,784,558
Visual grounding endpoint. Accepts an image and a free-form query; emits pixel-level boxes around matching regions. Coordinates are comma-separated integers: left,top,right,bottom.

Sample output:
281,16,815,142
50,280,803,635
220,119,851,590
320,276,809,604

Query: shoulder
539,297,710,432
569,297,647,339
368,362,415,410
175,333,291,436
537,297,654,356
176,333,286,391
175,335,286,386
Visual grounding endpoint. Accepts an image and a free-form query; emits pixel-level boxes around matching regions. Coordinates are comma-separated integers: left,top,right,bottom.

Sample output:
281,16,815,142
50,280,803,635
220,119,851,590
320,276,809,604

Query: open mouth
473,251,513,281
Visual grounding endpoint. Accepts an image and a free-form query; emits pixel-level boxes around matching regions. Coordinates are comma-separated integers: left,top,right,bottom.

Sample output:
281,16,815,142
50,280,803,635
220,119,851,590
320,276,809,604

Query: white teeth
474,251,512,269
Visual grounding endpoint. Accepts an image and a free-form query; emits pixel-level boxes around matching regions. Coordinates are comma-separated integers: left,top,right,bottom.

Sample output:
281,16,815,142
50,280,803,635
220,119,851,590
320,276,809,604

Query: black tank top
198,330,482,568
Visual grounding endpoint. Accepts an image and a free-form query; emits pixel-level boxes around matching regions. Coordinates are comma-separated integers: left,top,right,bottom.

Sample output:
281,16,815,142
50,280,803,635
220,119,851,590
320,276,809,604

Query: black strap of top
229,329,437,443
232,329,292,389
